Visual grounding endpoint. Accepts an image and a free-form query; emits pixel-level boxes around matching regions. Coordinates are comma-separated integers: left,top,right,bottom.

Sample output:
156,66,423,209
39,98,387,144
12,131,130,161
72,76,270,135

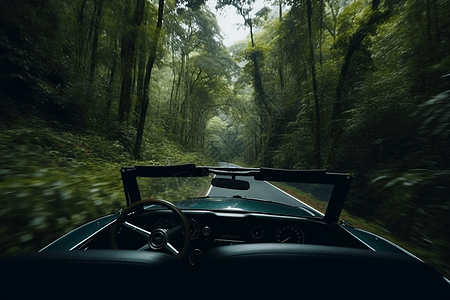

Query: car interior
2,203,449,299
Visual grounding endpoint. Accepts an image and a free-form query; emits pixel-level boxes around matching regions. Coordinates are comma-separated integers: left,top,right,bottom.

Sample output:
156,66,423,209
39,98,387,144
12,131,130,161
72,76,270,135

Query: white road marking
205,183,213,196
205,173,216,196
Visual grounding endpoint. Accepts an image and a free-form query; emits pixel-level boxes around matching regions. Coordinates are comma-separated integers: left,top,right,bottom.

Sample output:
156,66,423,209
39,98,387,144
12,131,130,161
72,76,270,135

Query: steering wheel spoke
165,243,179,255
138,244,150,251
123,221,151,238
111,199,190,259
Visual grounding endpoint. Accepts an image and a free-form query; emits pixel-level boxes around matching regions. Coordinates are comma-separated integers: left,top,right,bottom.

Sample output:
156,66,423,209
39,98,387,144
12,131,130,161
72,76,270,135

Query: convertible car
1,164,449,299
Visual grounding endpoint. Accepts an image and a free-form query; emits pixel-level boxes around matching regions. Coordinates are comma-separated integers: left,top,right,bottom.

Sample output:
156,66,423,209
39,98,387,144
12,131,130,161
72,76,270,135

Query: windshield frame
120,164,351,224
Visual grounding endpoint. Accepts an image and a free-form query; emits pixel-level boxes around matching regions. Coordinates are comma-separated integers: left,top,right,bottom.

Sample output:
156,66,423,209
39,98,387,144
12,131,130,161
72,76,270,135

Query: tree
216,0,275,165
118,0,146,125
163,6,236,150
327,0,393,168
306,0,322,168
87,0,105,86
134,0,164,156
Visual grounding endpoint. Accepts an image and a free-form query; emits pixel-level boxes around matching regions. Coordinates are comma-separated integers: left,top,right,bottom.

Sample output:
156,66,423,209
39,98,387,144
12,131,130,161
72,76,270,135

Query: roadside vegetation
0,120,215,257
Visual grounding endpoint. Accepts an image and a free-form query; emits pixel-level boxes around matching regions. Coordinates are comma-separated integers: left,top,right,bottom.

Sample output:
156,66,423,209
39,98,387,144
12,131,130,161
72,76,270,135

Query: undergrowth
0,121,215,257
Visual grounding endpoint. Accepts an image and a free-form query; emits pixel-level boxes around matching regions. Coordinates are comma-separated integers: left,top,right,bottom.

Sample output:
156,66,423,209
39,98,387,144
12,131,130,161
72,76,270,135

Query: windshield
135,166,334,218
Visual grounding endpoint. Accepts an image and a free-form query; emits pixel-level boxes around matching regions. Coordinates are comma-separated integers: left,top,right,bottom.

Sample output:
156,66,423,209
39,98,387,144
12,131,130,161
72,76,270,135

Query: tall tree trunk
75,0,88,72
119,68,133,123
278,65,285,90
105,55,118,128
248,17,271,125
279,0,282,22
249,18,255,47
252,46,270,165
169,45,177,116
134,0,164,157
249,32,269,112
306,0,322,168
278,3,285,91
173,53,185,136
319,0,324,67
327,1,391,167
134,54,146,127
179,77,192,144
83,0,105,129
88,0,105,85
117,0,132,123
118,0,146,124
254,129,258,162
85,3,96,60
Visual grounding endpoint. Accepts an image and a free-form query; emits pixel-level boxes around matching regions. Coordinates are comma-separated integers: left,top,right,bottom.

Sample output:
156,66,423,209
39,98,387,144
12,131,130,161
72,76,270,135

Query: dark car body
1,164,449,299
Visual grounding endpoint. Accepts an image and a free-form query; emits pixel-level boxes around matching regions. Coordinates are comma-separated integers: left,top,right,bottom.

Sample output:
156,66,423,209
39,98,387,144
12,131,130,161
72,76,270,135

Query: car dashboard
80,209,370,261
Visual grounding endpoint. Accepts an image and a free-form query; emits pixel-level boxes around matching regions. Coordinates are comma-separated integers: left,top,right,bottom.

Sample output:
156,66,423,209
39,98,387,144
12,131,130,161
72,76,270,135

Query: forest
1,0,449,278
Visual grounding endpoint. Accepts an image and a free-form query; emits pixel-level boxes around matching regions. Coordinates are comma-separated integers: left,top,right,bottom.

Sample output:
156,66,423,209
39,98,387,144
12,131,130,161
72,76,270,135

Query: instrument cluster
151,214,306,247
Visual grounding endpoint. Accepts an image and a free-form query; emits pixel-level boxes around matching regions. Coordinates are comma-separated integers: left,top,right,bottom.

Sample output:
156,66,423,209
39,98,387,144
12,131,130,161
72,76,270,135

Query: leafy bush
104,122,137,153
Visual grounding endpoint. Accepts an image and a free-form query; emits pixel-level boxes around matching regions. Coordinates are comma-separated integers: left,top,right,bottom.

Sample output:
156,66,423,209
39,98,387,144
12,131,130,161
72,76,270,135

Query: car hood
168,197,318,218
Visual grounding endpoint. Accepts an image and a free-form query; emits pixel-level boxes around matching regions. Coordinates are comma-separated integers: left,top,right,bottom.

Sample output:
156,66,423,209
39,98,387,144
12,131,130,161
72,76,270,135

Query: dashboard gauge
276,226,304,244
154,218,177,230
250,226,264,239
189,219,200,239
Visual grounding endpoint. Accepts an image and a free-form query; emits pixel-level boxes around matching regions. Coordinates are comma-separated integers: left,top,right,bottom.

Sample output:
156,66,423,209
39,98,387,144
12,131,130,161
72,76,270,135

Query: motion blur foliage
0,123,215,257
0,126,124,256
371,169,450,276
0,0,86,130
368,78,450,276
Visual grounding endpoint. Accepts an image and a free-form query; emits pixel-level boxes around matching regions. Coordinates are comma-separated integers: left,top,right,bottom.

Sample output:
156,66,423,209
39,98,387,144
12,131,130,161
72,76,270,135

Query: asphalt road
206,162,324,216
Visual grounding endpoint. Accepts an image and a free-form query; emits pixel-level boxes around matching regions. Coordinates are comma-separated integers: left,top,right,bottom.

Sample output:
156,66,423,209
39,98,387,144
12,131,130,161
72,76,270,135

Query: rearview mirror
211,178,250,190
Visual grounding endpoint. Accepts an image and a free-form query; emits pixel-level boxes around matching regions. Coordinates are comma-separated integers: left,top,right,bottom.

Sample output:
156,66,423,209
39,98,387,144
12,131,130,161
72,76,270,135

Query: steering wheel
110,199,190,259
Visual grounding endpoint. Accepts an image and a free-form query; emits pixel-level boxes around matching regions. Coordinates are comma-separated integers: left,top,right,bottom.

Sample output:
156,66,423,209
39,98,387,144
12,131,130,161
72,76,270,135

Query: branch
322,20,335,39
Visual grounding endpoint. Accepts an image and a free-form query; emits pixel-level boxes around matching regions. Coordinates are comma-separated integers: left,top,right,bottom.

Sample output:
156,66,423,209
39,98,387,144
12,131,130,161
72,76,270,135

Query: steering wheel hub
149,229,168,250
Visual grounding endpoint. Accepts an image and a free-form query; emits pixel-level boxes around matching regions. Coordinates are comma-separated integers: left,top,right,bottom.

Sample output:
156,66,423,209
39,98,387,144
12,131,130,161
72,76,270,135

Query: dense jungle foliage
1,0,450,278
